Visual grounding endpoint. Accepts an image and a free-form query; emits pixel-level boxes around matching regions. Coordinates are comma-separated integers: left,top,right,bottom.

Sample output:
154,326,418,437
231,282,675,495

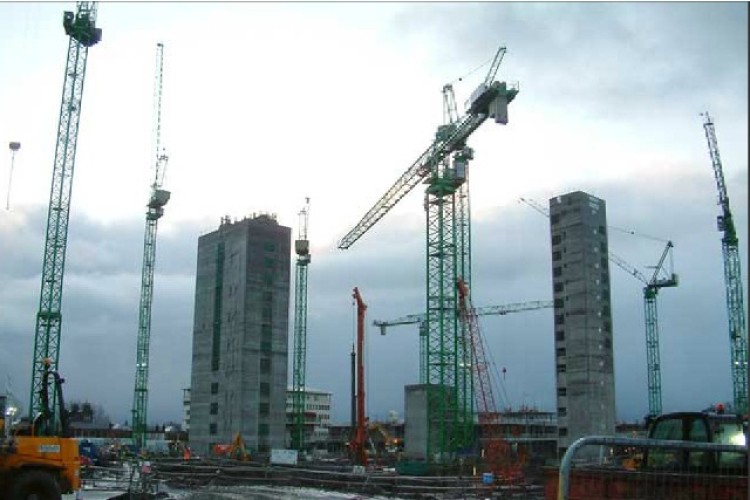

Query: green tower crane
132,42,171,449
338,45,517,462
608,242,678,417
291,198,311,451
373,300,553,384
29,2,102,421
701,112,747,415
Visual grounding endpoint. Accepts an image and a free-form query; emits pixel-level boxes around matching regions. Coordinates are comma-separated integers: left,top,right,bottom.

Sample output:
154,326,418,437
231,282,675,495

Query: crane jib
337,112,488,249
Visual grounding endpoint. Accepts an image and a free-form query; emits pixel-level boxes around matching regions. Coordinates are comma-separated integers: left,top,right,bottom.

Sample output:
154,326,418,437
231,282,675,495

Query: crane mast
29,1,102,420
338,45,517,462
702,112,747,414
132,42,170,449
291,198,311,451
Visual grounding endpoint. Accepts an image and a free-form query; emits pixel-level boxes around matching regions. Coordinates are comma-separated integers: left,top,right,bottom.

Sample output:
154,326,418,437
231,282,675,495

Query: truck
545,408,747,499
0,361,81,499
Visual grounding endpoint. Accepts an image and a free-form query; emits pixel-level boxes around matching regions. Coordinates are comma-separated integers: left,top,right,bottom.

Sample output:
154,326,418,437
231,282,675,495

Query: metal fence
553,436,747,500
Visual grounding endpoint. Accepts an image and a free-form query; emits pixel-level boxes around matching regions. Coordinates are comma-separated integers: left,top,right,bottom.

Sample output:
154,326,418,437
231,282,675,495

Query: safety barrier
551,436,747,500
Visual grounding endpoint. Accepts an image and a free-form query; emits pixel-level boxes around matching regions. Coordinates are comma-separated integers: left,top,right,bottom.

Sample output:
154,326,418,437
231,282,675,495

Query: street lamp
7,141,21,210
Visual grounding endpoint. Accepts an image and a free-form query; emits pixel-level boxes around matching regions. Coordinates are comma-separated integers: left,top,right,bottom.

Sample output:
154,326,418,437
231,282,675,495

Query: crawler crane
351,288,368,466
456,280,523,483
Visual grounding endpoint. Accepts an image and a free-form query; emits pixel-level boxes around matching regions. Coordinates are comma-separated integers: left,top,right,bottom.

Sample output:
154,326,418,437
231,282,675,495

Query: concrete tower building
549,191,616,455
189,214,291,455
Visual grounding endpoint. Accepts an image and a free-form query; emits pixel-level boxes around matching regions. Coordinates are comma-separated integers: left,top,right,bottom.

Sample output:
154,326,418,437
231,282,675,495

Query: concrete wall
189,215,291,455
404,384,428,459
549,192,616,456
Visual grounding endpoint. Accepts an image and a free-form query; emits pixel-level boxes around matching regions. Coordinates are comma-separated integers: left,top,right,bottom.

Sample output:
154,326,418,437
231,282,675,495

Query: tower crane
519,197,678,416
338,45,517,461
608,243,678,416
29,2,102,421
291,198,311,451
131,43,170,449
701,112,747,414
374,300,553,384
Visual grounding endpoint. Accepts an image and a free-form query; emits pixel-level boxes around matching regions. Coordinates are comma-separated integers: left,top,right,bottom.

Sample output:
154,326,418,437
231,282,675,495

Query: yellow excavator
0,360,81,499
212,432,250,461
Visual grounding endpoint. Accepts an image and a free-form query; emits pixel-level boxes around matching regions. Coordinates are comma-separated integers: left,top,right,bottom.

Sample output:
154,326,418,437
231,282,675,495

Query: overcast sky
0,2,747,427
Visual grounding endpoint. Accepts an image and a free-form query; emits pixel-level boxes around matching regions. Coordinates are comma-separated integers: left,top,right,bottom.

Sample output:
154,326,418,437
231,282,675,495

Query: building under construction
549,191,616,455
188,214,292,455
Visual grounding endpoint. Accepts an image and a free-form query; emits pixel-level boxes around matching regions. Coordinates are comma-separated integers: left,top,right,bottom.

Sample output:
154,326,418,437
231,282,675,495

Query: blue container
482,472,494,485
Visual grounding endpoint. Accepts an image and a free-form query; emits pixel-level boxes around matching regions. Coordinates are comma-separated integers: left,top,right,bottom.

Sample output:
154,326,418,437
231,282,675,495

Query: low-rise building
285,387,331,447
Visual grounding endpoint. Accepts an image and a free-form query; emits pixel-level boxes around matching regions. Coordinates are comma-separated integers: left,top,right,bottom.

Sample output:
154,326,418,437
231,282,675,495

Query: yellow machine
0,362,81,499
212,432,250,461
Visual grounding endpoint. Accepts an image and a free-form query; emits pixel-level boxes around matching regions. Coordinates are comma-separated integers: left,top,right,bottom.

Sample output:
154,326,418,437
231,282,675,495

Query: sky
0,2,747,428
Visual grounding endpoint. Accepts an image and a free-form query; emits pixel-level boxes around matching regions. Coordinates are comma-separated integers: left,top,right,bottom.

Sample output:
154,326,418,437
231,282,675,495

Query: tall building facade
189,214,291,455
549,191,616,454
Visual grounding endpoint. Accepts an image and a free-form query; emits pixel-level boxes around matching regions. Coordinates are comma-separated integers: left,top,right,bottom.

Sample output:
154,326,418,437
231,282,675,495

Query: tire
8,469,62,500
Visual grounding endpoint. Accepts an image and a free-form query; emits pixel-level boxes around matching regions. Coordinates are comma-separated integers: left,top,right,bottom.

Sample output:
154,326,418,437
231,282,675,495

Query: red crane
352,287,368,466
456,279,523,483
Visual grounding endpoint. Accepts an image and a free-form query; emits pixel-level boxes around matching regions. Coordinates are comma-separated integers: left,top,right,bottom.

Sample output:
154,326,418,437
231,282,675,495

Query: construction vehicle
545,407,747,499
701,112,747,415
1,361,81,499
339,44,517,462
367,422,402,458
457,279,524,484
350,287,369,467
211,432,250,461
